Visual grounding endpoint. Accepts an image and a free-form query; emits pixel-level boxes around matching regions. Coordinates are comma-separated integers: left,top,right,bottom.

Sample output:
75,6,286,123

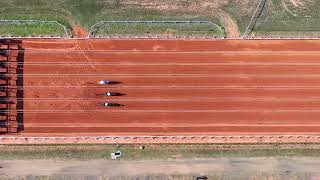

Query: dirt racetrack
8,39,320,137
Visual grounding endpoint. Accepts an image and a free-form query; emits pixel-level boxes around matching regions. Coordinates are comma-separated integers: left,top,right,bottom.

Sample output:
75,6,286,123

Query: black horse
103,102,123,107
105,92,126,96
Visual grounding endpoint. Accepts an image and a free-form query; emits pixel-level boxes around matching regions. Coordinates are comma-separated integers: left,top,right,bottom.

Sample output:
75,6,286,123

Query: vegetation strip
1,144,320,160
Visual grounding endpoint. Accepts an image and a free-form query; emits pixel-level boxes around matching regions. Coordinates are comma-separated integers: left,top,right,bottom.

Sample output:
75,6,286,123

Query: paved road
1,157,320,177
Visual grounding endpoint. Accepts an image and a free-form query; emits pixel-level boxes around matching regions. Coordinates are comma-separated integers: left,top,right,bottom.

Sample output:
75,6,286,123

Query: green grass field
0,0,224,37
252,0,320,37
93,22,224,38
1,0,319,37
0,23,67,37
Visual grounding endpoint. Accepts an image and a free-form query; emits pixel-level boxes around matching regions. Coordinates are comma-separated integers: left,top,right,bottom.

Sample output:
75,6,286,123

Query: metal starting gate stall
0,39,20,134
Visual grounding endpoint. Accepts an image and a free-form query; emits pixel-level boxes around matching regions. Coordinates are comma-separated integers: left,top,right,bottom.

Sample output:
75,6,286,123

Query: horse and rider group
98,80,123,107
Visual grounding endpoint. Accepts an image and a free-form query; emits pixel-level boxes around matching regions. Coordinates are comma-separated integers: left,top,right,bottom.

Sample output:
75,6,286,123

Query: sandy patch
123,0,230,11
289,0,310,7
73,25,88,38
282,0,314,17
220,12,240,38
121,0,242,38
282,0,298,16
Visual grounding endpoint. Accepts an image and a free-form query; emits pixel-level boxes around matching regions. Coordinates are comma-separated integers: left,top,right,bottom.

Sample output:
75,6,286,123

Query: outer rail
88,20,226,38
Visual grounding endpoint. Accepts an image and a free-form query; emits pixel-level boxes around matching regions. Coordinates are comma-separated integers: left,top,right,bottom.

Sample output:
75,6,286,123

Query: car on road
194,176,208,180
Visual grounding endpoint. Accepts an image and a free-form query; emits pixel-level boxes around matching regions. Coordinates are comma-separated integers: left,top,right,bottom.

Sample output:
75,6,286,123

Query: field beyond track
1,0,320,38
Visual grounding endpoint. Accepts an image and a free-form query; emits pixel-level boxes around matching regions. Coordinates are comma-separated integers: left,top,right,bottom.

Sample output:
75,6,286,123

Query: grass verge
251,0,320,37
0,23,67,37
2,143,320,160
94,22,223,38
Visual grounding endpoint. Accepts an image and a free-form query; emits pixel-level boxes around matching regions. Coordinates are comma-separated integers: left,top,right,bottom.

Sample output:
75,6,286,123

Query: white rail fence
88,20,226,38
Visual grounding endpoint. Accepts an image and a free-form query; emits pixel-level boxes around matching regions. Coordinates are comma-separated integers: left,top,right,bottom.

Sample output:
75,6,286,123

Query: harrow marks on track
2,39,320,142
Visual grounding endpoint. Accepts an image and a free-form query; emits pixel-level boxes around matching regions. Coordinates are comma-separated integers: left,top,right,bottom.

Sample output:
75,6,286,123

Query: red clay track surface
13,39,320,136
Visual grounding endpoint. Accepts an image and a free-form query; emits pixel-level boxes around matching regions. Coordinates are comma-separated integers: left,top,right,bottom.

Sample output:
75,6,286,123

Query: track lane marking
22,123,320,127
20,86,320,89
8,110,320,113
22,49,320,54
9,97,320,102
20,74,320,77
20,62,320,65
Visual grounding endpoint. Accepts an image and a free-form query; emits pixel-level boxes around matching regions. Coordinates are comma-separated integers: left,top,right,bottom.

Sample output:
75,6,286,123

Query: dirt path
73,25,88,38
123,0,240,38
283,0,298,16
1,158,320,177
282,0,312,17
220,12,241,38
289,0,309,7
